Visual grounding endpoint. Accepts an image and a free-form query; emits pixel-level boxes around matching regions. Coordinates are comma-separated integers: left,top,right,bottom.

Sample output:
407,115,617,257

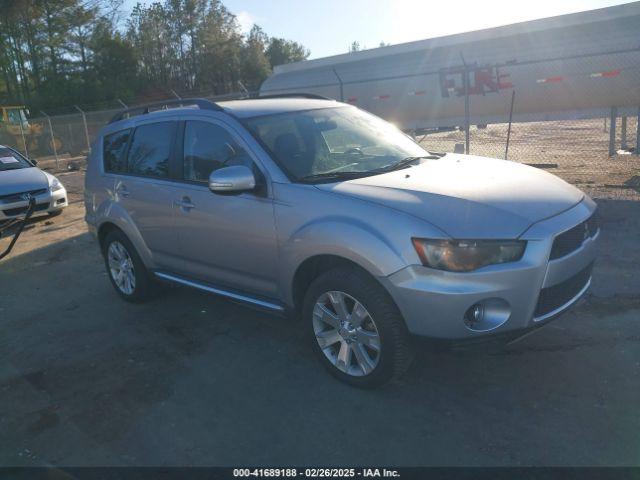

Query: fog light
463,298,511,332
465,303,485,327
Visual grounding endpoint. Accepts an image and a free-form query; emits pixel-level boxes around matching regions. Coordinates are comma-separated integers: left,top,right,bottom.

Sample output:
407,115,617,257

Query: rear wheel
303,266,413,388
102,230,156,302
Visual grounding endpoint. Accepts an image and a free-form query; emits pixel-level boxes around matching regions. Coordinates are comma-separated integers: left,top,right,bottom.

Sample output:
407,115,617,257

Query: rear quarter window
103,129,131,173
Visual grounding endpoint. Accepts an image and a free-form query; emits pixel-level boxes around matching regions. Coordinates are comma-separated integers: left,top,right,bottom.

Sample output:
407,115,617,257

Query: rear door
170,119,279,298
110,121,183,270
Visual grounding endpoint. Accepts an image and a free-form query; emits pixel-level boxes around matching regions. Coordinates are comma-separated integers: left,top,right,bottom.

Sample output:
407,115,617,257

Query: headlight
411,238,526,272
49,176,64,192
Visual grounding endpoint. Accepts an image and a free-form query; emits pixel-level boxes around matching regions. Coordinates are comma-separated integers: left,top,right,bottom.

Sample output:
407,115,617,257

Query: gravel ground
0,146,639,466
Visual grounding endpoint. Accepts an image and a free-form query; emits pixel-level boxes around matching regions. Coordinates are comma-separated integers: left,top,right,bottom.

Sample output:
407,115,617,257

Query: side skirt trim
154,271,285,312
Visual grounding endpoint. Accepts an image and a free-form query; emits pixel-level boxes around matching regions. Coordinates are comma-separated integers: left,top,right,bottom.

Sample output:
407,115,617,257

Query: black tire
302,266,414,388
48,210,63,217
102,230,156,302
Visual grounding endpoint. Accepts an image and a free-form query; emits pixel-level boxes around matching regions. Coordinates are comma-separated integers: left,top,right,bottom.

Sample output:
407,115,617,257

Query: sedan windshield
0,147,33,171
244,106,430,182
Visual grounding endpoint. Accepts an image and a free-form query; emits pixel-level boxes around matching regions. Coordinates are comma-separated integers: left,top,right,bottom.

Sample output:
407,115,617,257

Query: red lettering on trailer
496,67,513,89
440,64,514,98
374,95,390,100
408,90,427,96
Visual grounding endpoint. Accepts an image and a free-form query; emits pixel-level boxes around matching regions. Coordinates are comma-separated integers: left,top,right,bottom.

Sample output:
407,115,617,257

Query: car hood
316,154,584,238
0,167,48,196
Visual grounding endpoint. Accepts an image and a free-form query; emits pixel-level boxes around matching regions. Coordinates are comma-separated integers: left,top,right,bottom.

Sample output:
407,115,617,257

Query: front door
171,119,279,298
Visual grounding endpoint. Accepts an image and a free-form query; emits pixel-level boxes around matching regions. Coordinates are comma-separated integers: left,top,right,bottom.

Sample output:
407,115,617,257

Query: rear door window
127,122,176,179
103,129,131,173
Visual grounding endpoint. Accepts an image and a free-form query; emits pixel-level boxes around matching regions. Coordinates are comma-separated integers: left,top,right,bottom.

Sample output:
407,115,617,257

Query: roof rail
256,93,333,101
109,98,223,124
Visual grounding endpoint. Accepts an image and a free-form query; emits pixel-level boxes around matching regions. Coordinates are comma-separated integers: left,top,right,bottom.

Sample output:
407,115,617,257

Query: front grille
0,188,48,203
550,212,599,260
535,262,593,318
2,203,49,216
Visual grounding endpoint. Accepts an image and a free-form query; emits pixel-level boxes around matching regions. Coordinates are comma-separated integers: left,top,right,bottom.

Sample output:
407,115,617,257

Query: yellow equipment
0,105,62,156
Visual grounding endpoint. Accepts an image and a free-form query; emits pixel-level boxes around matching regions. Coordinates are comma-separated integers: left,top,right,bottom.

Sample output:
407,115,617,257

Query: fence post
504,90,515,160
332,67,344,102
40,111,59,170
237,81,250,99
74,105,91,154
636,107,640,156
608,107,617,157
460,56,471,155
621,116,627,150
18,116,29,158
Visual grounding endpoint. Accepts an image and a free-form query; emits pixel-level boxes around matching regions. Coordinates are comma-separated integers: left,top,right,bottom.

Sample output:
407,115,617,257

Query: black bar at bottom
1,467,639,480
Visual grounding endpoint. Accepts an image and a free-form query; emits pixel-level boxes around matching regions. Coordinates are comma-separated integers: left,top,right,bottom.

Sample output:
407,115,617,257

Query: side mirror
30,158,38,166
209,165,256,193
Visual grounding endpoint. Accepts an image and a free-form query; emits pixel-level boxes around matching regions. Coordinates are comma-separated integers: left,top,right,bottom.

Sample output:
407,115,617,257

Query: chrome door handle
174,197,195,210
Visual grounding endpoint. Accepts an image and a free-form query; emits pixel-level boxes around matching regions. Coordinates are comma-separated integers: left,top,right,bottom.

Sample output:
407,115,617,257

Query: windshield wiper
298,171,371,183
373,155,440,173
298,153,445,183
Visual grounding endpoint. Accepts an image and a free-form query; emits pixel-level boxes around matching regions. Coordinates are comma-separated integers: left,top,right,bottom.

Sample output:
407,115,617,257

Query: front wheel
303,267,414,388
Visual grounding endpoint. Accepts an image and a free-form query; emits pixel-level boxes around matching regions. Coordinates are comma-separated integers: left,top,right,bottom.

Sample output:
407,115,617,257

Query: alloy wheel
107,241,136,295
312,291,381,376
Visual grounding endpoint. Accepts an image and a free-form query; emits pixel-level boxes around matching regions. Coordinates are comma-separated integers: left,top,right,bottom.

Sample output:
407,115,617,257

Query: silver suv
85,96,598,387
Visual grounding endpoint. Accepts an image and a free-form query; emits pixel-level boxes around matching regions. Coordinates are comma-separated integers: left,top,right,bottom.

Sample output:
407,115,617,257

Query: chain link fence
420,115,639,201
8,87,638,205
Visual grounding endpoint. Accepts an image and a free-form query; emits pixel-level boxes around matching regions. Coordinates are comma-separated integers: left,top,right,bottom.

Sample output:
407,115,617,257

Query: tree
0,0,310,110
240,25,271,90
349,41,360,53
266,38,309,68
91,23,138,101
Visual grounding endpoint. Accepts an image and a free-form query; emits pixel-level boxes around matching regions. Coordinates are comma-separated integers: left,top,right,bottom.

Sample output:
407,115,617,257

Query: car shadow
1,198,639,465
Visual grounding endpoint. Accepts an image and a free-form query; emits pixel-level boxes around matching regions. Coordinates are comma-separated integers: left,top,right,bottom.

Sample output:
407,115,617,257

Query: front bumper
381,200,598,339
0,186,68,222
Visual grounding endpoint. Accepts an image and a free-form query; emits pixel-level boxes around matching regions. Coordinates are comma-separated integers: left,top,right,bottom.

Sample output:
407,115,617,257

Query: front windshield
0,147,33,171
244,106,428,181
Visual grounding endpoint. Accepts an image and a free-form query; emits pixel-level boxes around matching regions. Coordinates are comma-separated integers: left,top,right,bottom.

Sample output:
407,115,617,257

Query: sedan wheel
107,240,136,295
312,290,381,377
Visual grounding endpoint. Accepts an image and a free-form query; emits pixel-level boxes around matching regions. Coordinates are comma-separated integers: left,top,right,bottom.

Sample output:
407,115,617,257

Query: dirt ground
1,145,639,466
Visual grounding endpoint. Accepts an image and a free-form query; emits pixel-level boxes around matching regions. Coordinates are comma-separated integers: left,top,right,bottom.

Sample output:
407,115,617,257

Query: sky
123,0,634,59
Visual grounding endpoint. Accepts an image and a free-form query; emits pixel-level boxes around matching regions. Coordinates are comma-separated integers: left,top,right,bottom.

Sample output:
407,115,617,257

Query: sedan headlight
411,238,526,272
49,176,64,192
